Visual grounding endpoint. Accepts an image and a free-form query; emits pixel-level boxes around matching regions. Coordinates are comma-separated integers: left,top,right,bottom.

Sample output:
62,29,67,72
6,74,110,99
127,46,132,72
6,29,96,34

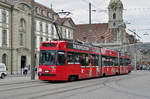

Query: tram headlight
38,68,42,72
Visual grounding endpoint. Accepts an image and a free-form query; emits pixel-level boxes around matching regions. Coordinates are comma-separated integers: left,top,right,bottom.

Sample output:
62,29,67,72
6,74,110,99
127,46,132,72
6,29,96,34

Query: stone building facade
0,0,75,74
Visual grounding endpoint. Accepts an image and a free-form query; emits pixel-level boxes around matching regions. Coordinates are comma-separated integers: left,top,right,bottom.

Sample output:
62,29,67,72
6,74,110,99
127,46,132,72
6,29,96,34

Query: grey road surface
0,71,150,99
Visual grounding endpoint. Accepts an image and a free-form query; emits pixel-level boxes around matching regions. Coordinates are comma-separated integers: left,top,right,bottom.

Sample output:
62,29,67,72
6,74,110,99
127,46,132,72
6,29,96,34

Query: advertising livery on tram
38,40,132,81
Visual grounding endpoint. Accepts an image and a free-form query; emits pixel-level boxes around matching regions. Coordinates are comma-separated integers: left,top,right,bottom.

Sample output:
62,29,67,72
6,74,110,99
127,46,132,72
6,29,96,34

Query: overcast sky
35,0,150,43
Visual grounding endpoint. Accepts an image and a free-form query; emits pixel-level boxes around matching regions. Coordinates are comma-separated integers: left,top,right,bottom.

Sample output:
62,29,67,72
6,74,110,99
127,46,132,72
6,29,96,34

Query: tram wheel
68,75,78,82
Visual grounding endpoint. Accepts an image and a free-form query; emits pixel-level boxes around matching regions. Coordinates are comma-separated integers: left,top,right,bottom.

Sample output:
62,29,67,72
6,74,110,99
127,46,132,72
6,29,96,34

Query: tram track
0,74,136,99
27,79,108,99
27,74,140,99
27,75,129,99
0,76,111,99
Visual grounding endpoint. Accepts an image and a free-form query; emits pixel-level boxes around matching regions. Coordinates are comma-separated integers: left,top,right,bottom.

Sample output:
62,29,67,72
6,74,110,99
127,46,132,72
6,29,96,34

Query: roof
0,0,19,5
25,0,56,14
59,18,69,24
58,17,75,27
74,23,116,43
0,0,56,14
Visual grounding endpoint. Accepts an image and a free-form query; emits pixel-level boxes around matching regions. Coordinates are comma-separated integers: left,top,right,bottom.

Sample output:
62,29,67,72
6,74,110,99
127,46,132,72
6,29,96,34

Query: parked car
0,63,7,79
146,66,150,70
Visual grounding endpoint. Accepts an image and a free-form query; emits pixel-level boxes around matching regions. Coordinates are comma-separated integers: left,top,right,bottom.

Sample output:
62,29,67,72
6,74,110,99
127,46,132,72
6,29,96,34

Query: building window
113,22,116,27
83,37,87,40
2,54,7,65
2,10,7,23
40,22,43,32
20,18,26,32
100,36,105,43
113,13,116,19
35,7,38,13
35,36,37,48
64,29,66,38
51,25,54,36
20,33,23,46
68,31,71,39
46,23,48,33
46,38,49,41
41,10,44,15
2,30,7,45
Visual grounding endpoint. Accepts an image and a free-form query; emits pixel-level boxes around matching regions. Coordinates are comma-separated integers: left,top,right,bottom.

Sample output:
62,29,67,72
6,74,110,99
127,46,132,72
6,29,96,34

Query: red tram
38,40,132,81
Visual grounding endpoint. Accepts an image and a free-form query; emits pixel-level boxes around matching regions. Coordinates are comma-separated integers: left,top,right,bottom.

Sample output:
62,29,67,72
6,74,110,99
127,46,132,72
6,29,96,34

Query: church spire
108,0,123,10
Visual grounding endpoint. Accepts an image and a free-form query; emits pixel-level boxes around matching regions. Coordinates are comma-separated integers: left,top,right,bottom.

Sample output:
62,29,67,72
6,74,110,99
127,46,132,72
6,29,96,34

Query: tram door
118,55,120,74
98,49,102,77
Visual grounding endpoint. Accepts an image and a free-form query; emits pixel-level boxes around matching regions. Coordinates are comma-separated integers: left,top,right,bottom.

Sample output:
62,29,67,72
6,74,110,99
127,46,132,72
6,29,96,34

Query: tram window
125,59,130,66
74,53,80,64
104,61,108,66
114,57,119,66
127,59,131,65
57,51,66,65
79,53,89,66
120,58,124,65
67,52,74,64
39,50,56,65
122,59,127,66
91,54,99,66
85,54,89,66
95,55,99,66
102,57,108,67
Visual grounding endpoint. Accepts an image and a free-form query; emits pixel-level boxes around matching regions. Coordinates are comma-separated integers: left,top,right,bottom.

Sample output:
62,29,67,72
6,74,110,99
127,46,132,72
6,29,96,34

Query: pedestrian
23,66,28,76
34,67,37,74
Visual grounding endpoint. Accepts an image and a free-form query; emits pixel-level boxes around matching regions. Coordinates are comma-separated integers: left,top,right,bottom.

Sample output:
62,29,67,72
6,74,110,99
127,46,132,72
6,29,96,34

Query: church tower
108,0,127,44
108,0,123,29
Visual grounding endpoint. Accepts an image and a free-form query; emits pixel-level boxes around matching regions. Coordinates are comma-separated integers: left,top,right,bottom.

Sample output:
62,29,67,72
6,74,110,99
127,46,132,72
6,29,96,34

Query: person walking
23,66,28,76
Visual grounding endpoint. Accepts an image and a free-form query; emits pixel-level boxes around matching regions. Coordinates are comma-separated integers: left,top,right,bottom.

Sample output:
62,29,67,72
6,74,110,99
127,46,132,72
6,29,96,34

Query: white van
0,63,7,79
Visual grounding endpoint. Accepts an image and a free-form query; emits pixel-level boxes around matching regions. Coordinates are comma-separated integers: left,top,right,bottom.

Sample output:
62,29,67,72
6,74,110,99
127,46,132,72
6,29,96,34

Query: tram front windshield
39,50,57,65
39,50,66,66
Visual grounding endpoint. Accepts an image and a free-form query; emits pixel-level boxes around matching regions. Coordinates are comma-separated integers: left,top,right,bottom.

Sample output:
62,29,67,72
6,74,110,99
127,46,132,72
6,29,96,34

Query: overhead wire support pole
31,0,35,80
89,2,92,42
128,29,141,70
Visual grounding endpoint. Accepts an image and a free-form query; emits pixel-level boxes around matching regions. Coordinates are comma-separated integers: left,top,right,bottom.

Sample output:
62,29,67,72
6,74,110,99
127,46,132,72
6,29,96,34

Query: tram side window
120,58,124,66
109,58,114,66
122,58,127,66
80,53,89,66
102,56,115,67
67,52,74,64
91,54,99,66
102,57,107,67
114,57,119,66
74,53,80,64
125,59,131,66
57,51,66,65
127,59,131,65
